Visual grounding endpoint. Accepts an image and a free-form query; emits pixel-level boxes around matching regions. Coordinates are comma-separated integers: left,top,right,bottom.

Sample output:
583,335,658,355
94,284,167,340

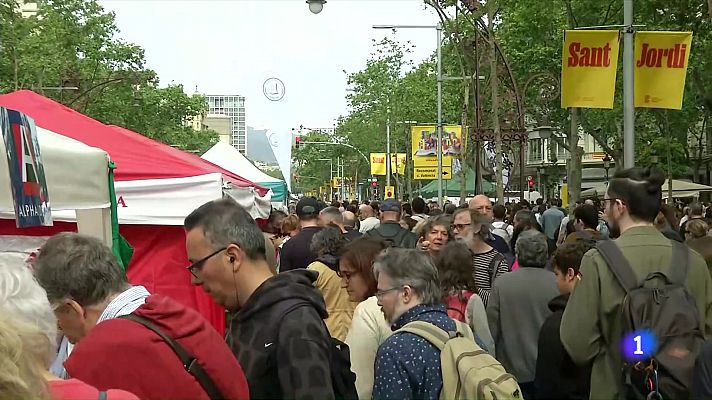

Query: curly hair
310,225,347,257
0,315,51,400
434,240,476,300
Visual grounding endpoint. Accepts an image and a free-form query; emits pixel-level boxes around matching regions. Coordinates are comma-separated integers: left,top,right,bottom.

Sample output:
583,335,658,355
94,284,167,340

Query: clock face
263,78,285,101
269,133,279,147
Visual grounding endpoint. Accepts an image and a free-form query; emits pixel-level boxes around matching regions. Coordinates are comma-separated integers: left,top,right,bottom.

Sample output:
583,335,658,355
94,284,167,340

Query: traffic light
295,136,301,149
371,181,377,188
527,175,535,192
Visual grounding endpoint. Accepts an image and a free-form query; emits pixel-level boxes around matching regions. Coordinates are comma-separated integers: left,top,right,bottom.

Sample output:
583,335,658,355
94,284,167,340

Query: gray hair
34,233,130,306
0,257,57,359
310,226,347,257
372,248,441,304
515,229,549,268
320,206,344,225
184,198,266,261
420,215,452,240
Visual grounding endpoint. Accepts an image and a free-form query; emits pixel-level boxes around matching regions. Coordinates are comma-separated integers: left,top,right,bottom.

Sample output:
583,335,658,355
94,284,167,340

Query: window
528,139,543,163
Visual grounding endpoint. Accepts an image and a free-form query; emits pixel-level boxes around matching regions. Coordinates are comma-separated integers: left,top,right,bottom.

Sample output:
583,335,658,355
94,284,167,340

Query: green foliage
0,0,215,154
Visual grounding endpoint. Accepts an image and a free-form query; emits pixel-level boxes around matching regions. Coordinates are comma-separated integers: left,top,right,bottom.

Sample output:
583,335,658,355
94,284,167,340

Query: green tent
418,169,494,198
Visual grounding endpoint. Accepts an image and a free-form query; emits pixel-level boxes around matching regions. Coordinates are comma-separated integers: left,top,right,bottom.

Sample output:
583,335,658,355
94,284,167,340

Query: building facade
206,95,246,154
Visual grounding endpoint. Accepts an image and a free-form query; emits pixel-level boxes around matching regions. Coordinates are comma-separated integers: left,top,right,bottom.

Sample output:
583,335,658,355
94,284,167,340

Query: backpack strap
97,391,107,400
119,314,224,400
668,240,690,285
596,240,638,294
397,321,451,351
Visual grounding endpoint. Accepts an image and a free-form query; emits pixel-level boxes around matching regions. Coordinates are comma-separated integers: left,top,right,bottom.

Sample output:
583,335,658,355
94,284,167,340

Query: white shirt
359,216,380,233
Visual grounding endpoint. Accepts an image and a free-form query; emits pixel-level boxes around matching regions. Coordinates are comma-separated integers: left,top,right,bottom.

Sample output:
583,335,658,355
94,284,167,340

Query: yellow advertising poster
410,125,462,169
635,31,692,109
370,153,386,176
370,153,406,176
561,30,620,109
384,186,395,199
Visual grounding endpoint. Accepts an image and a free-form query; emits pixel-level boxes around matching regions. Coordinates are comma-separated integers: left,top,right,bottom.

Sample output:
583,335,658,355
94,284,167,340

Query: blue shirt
373,304,456,400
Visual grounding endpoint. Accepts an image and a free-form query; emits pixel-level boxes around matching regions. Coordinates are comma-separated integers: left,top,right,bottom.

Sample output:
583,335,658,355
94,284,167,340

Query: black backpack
266,300,358,400
366,225,417,248
596,240,705,400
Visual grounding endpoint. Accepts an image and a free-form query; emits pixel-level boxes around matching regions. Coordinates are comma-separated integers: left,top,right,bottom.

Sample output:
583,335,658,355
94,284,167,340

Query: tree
0,0,216,153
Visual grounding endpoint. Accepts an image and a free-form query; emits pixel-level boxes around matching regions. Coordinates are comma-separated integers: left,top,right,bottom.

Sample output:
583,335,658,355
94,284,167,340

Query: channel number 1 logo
622,330,657,362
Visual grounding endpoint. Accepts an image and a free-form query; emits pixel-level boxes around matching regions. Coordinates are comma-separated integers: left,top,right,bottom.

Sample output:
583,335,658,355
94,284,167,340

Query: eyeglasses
451,223,470,231
186,247,227,278
336,269,360,281
602,198,624,205
375,286,403,299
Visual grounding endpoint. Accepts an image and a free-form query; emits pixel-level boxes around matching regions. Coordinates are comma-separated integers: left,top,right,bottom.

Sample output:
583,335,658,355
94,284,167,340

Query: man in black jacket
184,198,334,399
366,199,417,248
534,241,593,399
280,197,323,272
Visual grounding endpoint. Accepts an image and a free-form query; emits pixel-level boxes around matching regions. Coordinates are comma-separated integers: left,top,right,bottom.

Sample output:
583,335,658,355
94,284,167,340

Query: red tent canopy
0,90,267,195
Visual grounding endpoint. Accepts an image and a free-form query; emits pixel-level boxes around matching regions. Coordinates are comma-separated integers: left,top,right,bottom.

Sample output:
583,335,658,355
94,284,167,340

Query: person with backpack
535,241,594,399
560,167,712,400
452,208,510,306
487,230,558,400
373,248,520,400
491,204,513,246
435,240,494,354
365,199,418,249
185,199,356,400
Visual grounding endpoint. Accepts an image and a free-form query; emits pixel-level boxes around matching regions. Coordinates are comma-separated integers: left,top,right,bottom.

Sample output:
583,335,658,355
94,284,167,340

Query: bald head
358,204,374,220
343,211,357,228
469,195,494,221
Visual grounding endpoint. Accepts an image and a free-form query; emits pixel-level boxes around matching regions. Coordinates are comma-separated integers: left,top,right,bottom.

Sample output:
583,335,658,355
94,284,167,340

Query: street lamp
306,0,326,14
373,23,442,205
537,161,547,202
602,153,612,184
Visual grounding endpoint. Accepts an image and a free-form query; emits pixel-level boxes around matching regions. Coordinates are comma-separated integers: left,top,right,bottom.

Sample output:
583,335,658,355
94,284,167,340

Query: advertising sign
370,153,407,176
561,30,620,108
0,108,52,227
634,31,692,109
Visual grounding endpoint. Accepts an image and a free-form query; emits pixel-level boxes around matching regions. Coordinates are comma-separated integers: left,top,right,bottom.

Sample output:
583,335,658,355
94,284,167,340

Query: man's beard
608,218,621,239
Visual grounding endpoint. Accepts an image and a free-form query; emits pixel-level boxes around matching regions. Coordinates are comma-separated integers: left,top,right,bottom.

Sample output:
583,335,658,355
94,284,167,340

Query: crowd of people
2,166,712,399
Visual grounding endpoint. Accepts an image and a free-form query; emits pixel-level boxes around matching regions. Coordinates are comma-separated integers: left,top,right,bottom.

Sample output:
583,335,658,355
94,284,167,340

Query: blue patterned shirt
373,304,456,400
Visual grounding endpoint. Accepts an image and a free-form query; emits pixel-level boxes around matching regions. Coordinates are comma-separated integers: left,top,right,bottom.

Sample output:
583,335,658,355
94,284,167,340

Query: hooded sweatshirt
64,295,249,400
228,269,335,400
534,294,591,399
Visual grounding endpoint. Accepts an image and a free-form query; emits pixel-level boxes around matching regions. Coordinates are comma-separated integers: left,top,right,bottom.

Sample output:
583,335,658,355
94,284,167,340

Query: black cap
296,197,320,219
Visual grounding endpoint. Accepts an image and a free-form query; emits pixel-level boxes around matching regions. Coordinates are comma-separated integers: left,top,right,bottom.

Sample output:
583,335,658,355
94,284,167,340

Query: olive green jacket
560,226,712,400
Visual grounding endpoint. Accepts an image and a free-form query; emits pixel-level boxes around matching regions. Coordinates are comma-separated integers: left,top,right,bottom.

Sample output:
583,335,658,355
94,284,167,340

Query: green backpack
398,320,522,400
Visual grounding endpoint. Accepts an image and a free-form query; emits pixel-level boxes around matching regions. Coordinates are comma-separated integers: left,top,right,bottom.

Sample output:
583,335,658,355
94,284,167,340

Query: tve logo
621,329,658,362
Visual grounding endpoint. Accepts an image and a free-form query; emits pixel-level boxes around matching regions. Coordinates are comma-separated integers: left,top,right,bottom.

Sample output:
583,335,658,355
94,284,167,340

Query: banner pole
623,0,636,168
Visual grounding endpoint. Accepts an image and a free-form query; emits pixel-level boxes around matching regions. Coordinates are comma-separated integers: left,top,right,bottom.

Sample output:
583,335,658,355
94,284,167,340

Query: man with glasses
184,198,336,399
452,208,510,306
32,232,249,399
560,167,712,400
372,248,456,399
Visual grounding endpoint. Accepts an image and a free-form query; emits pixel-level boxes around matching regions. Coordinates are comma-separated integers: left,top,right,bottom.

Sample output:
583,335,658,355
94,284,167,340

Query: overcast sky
99,0,439,135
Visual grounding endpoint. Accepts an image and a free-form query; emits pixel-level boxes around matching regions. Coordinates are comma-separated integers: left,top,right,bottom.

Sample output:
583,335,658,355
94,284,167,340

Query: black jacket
228,269,334,400
279,226,322,272
534,294,591,400
365,220,417,248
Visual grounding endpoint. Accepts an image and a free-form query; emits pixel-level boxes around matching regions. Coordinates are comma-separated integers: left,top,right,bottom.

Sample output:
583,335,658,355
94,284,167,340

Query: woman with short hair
307,225,355,341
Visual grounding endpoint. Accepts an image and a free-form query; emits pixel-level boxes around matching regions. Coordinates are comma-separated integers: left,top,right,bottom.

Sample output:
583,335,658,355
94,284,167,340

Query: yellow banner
331,177,351,188
384,186,395,199
411,125,462,169
635,31,692,109
370,153,406,176
561,30,620,109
